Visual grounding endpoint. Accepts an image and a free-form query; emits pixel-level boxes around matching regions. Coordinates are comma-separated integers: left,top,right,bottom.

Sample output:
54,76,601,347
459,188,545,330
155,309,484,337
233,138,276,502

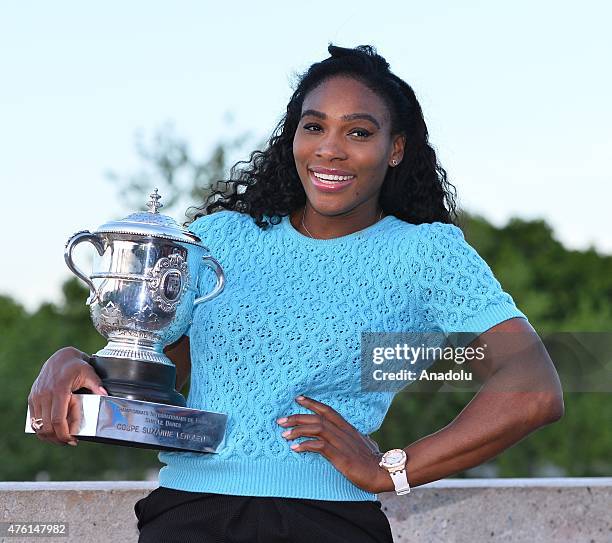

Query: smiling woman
195,44,457,234
292,77,404,237
28,44,564,543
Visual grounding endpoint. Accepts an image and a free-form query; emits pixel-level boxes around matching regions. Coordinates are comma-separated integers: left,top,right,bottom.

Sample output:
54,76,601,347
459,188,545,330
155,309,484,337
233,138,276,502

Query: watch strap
389,468,411,495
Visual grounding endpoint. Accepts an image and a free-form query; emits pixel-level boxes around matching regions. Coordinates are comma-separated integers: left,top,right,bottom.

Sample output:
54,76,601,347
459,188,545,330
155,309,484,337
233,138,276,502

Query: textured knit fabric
134,487,393,542
157,211,527,501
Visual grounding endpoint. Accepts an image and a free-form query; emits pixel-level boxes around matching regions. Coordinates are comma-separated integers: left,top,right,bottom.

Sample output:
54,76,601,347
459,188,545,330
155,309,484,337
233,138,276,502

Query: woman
28,45,564,542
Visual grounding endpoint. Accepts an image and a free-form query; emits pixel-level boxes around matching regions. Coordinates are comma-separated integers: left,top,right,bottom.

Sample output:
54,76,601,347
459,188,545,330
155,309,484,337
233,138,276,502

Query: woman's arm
276,317,564,494
164,335,191,392
377,317,564,491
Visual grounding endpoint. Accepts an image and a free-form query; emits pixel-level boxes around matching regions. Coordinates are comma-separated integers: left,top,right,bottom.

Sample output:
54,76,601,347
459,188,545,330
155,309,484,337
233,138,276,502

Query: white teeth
311,171,355,182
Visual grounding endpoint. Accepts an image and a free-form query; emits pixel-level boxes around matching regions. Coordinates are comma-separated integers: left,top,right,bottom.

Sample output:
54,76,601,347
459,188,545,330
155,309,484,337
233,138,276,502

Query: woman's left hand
277,395,390,494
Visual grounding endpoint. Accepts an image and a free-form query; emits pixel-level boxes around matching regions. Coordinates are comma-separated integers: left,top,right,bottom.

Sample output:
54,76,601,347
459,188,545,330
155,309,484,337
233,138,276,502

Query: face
292,75,404,218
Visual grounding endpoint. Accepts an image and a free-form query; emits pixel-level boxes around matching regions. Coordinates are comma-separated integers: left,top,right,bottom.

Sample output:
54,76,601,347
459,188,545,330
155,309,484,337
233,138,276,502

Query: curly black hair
192,44,457,227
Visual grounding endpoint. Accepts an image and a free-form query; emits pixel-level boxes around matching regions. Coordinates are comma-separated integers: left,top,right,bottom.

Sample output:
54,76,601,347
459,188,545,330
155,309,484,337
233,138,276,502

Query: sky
1,1,610,311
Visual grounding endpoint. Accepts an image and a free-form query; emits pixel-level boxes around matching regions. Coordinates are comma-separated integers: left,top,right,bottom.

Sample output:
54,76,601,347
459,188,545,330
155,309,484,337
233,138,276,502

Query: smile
308,170,356,193
311,171,355,182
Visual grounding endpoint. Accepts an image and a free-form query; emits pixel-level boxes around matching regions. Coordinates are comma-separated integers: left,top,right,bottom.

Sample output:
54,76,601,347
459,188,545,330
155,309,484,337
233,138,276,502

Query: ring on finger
31,417,44,431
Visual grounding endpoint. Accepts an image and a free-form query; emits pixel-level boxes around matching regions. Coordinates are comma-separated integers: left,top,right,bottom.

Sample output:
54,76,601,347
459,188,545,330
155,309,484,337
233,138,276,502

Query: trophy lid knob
147,188,164,214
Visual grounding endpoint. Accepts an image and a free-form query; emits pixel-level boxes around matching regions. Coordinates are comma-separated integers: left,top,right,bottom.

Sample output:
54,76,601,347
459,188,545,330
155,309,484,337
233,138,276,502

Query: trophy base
83,355,186,407
26,395,227,453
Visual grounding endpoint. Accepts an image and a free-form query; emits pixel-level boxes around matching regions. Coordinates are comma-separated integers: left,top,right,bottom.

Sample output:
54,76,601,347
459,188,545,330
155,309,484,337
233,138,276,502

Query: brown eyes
302,123,372,139
350,128,373,138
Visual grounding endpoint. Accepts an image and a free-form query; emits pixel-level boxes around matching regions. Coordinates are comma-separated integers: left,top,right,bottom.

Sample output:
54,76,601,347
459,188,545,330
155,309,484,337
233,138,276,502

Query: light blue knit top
157,210,527,501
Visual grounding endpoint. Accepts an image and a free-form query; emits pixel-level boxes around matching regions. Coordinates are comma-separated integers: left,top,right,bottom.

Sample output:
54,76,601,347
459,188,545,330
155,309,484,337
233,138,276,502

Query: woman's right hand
27,347,108,447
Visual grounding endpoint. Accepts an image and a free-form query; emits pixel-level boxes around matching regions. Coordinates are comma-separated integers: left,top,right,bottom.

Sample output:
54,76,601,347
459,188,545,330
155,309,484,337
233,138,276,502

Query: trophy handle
64,230,106,306
194,255,225,305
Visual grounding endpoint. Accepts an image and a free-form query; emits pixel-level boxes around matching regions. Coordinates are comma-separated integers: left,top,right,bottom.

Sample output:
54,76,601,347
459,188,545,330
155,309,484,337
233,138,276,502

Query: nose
315,131,348,161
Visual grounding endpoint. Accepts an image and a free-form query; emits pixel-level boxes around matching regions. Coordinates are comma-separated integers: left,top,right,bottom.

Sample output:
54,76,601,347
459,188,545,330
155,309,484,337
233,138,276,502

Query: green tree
106,121,254,221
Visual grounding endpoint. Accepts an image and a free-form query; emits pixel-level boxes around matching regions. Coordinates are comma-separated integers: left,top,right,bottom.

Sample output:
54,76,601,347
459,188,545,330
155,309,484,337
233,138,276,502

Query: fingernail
68,441,78,447
290,443,300,450
281,430,291,438
295,395,305,401
98,386,108,396
277,417,288,424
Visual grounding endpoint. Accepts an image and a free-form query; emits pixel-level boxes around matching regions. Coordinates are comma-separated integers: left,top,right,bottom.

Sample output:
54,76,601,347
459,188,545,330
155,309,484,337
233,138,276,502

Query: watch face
383,449,406,467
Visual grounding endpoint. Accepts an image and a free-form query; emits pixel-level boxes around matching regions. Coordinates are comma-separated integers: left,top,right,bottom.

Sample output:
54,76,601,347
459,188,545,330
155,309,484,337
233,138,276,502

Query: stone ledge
1,478,610,542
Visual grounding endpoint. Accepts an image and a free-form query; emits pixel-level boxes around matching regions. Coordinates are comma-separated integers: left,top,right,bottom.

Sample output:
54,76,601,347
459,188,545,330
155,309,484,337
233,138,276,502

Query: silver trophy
25,189,227,453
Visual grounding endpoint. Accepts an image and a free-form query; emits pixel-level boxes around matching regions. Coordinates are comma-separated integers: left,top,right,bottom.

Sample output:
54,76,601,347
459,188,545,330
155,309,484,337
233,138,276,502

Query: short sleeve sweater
157,210,527,501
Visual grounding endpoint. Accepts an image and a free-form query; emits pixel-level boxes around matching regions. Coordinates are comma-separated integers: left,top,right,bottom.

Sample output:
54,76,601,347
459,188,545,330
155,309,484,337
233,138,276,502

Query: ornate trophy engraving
25,190,227,453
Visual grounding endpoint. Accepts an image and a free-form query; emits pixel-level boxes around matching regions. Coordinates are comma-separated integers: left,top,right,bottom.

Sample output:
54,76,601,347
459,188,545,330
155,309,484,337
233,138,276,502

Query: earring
391,159,398,166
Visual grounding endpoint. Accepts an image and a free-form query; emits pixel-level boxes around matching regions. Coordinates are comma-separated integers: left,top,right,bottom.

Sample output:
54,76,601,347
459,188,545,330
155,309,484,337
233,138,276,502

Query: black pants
135,486,394,543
